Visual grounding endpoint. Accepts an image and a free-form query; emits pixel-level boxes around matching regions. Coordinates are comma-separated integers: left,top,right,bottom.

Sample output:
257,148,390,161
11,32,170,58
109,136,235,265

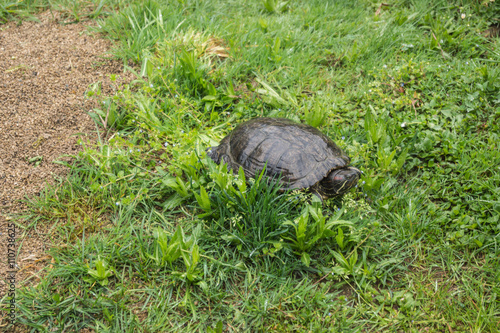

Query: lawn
2,0,500,331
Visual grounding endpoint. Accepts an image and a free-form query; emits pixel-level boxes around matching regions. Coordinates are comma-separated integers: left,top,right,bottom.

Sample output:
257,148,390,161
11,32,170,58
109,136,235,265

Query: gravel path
0,13,129,326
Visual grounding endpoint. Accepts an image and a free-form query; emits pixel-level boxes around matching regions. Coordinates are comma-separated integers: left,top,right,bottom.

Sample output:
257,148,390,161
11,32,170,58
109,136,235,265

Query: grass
2,0,500,331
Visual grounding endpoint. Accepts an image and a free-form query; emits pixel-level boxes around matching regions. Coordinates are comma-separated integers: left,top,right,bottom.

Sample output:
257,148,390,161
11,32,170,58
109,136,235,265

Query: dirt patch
0,12,131,329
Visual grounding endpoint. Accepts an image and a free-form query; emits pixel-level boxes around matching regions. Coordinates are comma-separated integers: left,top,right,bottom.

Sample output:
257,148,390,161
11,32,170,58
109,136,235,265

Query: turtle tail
206,146,221,163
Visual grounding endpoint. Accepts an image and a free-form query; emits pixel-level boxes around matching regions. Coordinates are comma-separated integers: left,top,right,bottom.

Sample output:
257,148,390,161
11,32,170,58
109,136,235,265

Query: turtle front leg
309,183,326,201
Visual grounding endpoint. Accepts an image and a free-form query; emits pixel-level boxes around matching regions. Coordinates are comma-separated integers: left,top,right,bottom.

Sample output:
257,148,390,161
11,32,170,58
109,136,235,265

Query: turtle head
318,167,361,197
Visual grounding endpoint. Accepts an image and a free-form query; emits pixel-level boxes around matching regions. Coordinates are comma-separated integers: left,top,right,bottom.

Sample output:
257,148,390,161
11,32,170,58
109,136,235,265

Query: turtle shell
208,117,351,190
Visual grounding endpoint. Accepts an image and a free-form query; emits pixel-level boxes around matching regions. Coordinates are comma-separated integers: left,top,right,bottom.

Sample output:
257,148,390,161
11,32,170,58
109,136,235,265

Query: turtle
207,117,361,198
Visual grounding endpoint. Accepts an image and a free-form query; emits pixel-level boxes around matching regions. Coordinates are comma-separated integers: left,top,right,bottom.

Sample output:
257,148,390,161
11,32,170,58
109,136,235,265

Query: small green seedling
207,321,224,333
283,197,354,266
146,225,184,267
28,156,43,167
85,256,115,286
262,0,289,13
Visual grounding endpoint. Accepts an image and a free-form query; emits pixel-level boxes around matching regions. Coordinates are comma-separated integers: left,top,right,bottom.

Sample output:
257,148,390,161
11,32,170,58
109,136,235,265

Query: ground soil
0,12,131,330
